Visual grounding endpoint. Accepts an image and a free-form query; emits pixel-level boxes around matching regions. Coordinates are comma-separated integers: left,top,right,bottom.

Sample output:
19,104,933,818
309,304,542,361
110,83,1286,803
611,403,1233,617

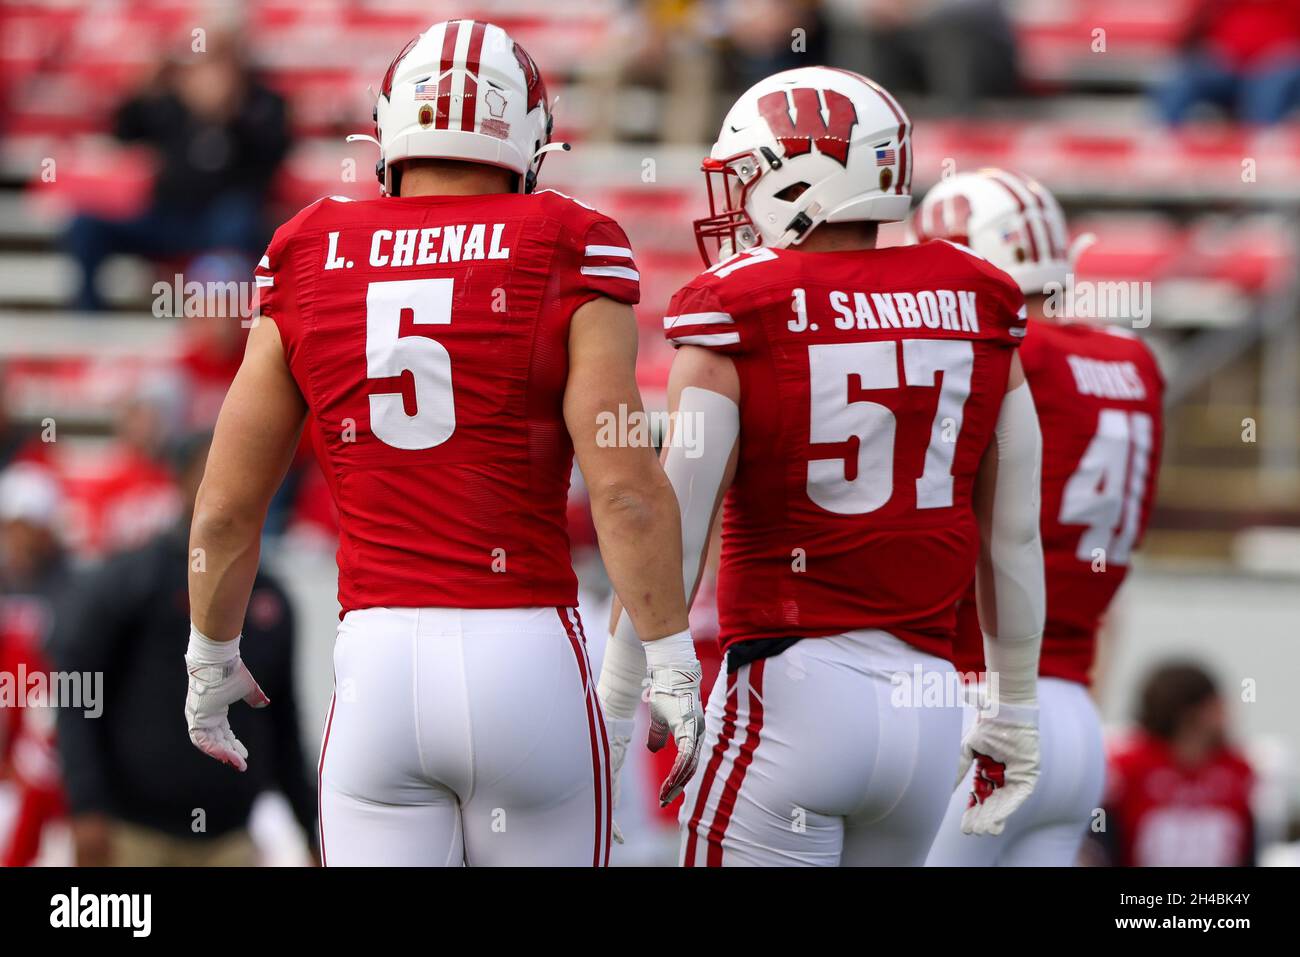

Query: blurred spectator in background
1156,0,1300,125
585,0,722,145
53,432,316,866
1098,662,1256,867
825,0,1018,111
0,464,70,865
173,252,253,430
721,0,829,97
0,365,48,472
61,377,182,560
63,32,290,311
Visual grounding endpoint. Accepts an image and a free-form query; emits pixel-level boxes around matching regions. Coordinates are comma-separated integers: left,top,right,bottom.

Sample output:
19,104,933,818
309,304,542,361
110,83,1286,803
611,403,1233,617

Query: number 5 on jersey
366,277,457,450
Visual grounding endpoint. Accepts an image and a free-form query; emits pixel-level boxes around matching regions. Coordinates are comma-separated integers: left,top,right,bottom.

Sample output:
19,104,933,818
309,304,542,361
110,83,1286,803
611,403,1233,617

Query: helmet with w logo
357,19,557,195
914,168,1091,296
693,66,912,266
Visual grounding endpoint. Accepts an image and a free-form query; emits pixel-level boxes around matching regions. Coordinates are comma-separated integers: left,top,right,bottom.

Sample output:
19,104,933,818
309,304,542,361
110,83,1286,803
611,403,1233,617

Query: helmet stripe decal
896,134,908,195
380,34,421,100
435,20,460,130
447,20,474,131
460,20,488,133
986,171,1043,264
1011,171,1065,260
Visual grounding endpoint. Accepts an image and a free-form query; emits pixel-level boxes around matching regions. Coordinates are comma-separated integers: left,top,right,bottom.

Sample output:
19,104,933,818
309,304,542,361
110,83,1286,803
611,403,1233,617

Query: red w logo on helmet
757,88,857,167
916,192,974,246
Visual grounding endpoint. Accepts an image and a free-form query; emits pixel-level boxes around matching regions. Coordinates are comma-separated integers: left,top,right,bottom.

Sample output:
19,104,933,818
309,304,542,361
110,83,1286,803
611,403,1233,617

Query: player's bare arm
184,316,306,770
566,295,705,809
565,296,689,641
961,351,1046,834
599,343,738,828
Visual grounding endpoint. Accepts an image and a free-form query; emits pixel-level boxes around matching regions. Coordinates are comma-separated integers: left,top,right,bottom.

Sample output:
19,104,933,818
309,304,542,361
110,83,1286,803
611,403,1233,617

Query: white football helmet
353,19,558,195
913,168,1091,295
694,66,913,266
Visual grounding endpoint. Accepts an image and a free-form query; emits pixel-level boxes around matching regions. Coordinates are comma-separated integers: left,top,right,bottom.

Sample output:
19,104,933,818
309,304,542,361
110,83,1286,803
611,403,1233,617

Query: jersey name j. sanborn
817,287,983,333
663,242,1028,662
320,223,514,271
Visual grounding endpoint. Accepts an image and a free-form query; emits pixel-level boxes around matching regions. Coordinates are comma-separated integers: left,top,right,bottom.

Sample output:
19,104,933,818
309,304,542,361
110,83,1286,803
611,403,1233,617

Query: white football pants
925,676,1104,866
679,629,962,866
317,606,611,866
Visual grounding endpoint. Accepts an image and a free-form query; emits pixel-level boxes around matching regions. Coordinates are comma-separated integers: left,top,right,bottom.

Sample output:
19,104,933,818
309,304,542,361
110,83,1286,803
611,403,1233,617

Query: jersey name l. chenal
664,241,1026,662
255,191,638,615
954,320,1164,683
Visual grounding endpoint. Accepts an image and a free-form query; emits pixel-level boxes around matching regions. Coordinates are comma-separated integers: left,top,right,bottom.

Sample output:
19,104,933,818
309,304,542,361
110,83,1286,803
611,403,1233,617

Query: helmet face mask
694,152,763,266
693,67,914,267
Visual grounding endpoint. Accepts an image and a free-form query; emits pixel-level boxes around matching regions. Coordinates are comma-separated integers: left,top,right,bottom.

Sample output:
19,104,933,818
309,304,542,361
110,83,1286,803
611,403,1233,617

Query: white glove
644,630,704,808
185,626,269,772
955,700,1040,836
604,717,635,845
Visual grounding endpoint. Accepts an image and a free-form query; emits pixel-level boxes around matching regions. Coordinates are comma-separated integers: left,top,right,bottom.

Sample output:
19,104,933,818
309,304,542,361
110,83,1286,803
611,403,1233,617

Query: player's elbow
189,486,265,549
991,507,1042,554
588,470,678,531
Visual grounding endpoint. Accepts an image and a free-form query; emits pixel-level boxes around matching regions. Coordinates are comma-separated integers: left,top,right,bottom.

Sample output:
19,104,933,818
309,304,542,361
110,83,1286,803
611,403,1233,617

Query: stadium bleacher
1,0,1298,547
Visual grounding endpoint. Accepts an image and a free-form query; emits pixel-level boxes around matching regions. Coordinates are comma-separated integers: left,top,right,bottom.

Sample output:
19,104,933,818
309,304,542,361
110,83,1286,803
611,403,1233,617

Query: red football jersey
255,190,639,614
1104,732,1255,867
664,241,1026,661
953,321,1164,684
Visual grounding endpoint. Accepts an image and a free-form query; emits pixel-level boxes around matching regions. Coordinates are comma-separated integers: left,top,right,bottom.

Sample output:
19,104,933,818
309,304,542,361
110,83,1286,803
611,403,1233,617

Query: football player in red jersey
1102,662,1254,867
180,20,704,867
919,169,1165,866
597,67,1047,866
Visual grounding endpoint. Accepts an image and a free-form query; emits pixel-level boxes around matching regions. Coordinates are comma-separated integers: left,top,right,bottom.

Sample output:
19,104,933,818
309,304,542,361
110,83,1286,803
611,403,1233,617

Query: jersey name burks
321,222,514,271
952,320,1163,686
1064,354,1148,401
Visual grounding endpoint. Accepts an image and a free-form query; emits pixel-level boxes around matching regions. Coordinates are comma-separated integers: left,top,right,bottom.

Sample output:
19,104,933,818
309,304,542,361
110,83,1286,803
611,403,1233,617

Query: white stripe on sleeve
669,332,741,347
580,265,640,281
663,311,734,329
584,245,634,259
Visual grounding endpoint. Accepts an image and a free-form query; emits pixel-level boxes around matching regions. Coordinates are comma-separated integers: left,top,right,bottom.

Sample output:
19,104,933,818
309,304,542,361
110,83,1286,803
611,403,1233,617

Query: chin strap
346,133,386,194
523,141,570,193
532,142,571,160
777,201,823,248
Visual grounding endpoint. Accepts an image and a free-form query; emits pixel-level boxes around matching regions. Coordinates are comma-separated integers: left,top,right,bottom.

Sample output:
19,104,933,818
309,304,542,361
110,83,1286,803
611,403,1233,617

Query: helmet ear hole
774,182,811,202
